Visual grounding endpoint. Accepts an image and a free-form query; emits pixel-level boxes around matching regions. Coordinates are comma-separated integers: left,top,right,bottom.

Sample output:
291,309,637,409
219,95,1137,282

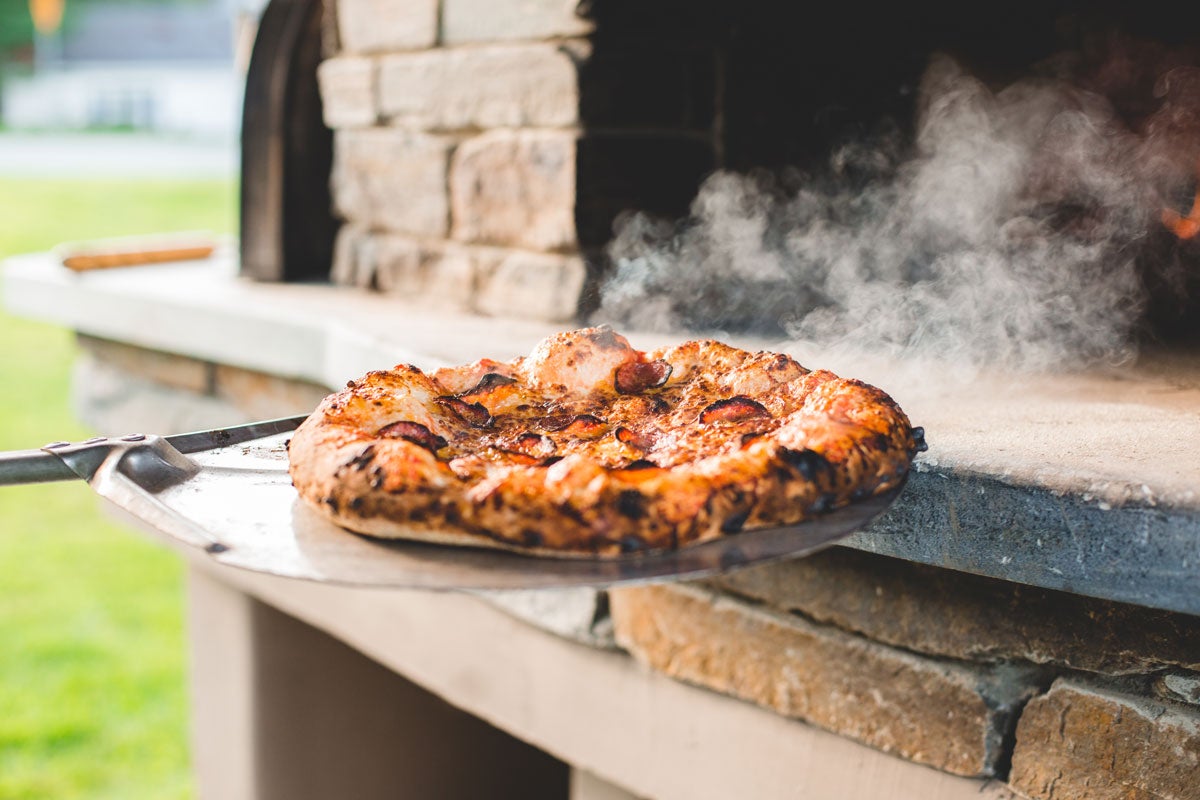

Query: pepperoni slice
699,396,772,424
377,421,447,452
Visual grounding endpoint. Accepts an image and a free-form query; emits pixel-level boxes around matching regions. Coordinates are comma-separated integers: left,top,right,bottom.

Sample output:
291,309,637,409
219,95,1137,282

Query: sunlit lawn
0,177,235,799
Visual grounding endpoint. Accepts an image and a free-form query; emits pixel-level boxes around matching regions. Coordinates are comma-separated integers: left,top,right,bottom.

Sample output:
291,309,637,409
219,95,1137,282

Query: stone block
212,365,331,420
441,0,592,44
379,43,582,130
610,583,1040,777
337,0,437,54
372,235,479,309
72,353,243,436
317,57,377,129
330,223,375,288
711,547,1200,675
450,130,576,250
331,128,452,237
76,335,211,395
1010,678,1200,800
474,250,584,322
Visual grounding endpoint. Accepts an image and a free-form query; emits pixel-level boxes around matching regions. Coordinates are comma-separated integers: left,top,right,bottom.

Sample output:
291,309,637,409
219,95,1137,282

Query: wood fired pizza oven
241,0,1200,343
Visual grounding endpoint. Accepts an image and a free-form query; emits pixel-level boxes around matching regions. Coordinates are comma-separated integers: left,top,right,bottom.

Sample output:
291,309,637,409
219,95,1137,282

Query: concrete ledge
181,555,1017,800
4,252,1199,614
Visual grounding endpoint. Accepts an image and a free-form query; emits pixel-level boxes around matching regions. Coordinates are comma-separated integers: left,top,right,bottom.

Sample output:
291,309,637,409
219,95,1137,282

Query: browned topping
537,414,574,432
563,414,607,439
614,359,673,394
492,449,540,466
699,396,772,424
615,426,654,451
377,421,448,452
436,396,493,428
513,432,555,457
460,372,517,399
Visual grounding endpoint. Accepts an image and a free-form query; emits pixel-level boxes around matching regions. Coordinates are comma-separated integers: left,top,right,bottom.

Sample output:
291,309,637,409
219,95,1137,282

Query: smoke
596,54,1198,371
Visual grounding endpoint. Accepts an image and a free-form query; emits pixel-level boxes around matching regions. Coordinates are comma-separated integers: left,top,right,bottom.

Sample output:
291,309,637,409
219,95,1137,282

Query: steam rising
597,55,1198,370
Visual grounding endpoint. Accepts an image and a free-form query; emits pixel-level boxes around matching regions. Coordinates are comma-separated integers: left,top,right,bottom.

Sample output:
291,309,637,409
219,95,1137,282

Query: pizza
287,327,924,557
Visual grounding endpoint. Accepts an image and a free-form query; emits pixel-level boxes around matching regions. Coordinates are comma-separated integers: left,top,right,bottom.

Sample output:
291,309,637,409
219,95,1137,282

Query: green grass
0,176,235,799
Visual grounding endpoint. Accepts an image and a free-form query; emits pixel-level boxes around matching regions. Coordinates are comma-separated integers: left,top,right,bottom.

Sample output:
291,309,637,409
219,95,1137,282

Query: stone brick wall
612,551,1200,795
318,0,718,322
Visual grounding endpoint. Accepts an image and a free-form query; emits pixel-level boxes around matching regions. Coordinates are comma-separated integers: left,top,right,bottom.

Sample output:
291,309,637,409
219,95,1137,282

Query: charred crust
621,459,659,471
349,497,364,511
721,509,750,533
811,493,836,513
540,455,565,467
346,444,376,471
589,325,624,350
323,495,338,512
369,466,386,489
615,359,673,395
618,534,647,553
436,396,493,428
617,490,647,519
699,396,772,424
779,447,830,481
377,421,448,453
520,529,544,547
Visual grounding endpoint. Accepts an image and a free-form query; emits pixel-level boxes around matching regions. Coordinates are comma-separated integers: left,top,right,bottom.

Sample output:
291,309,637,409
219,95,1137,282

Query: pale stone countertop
6,249,1196,510
5,250,1199,612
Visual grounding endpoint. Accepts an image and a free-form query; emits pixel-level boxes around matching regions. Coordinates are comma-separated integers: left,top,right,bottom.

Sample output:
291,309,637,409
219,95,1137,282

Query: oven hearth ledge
4,249,1199,617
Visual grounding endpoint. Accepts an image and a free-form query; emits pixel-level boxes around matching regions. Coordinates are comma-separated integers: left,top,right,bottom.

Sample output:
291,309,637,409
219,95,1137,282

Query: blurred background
0,0,257,795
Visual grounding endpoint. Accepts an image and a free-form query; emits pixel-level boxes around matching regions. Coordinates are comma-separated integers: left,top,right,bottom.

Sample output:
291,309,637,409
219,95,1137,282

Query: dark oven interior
241,0,1200,353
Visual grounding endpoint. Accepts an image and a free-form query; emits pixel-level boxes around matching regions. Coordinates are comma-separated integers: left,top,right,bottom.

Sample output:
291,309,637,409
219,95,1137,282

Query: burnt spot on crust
912,426,929,453
588,325,625,350
349,497,364,511
621,459,659,471
541,455,565,467
615,359,673,394
811,493,837,513
377,421,448,453
699,396,772,424
618,534,647,553
563,414,607,439
779,447,830,481
721,509,750,533
436,396,493,428
617,490,647,519
369,466,386,489
520,529,545,547
345,444,377,471
323,495,339,512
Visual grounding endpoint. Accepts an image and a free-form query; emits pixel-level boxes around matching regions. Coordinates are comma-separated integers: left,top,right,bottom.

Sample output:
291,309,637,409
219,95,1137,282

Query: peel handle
0,449,77,485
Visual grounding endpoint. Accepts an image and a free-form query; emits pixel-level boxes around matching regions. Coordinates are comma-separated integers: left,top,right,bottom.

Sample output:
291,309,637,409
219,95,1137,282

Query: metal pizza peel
0,416,905,589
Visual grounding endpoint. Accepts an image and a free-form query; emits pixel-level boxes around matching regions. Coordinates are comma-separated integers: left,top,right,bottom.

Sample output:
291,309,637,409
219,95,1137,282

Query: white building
1,0,262,137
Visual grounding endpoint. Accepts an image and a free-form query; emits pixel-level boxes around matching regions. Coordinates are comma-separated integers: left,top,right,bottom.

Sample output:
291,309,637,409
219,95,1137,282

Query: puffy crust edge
287,342,918,558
